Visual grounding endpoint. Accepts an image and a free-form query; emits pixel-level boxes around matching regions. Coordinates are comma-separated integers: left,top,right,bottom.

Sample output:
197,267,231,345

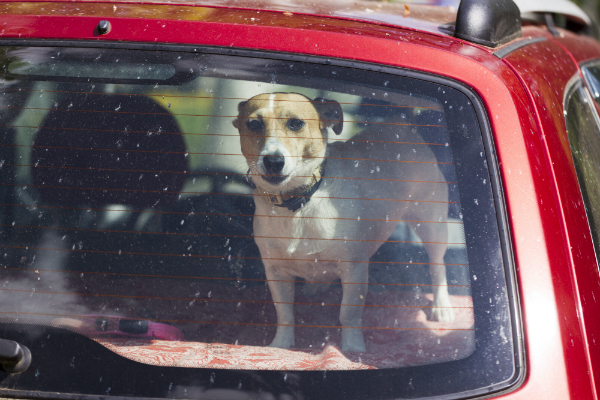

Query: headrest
32,93,187,208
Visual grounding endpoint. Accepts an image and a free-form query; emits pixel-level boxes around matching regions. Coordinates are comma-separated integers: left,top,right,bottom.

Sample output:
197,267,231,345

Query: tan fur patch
233,93,327,164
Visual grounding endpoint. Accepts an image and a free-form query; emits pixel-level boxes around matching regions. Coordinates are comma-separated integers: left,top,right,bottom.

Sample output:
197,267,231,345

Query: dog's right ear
232,100,248,130
314,98,343,135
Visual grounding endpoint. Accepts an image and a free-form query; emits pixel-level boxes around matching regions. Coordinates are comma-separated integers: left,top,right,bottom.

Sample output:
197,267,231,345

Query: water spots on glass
0,48,511,393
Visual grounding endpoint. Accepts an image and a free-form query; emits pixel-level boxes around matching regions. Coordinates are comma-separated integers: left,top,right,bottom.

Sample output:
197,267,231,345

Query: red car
0,0,599,399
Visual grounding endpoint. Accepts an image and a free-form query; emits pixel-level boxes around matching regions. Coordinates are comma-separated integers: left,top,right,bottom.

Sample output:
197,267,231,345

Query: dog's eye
287,119,305,131
246,119,263,131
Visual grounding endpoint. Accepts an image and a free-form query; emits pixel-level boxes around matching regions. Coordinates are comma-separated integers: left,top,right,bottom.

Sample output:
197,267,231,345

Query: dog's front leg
265,265,296,349
339,265,368,352
429,263,454,322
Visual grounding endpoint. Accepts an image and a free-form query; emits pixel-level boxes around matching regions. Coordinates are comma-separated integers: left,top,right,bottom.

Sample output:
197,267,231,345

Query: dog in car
233,92,453,352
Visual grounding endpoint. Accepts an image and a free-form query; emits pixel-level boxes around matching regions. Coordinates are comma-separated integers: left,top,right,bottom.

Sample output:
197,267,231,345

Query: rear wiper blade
0,338,31,374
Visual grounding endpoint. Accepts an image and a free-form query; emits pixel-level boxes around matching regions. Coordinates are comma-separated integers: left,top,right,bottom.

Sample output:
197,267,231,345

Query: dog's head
233,93,343,192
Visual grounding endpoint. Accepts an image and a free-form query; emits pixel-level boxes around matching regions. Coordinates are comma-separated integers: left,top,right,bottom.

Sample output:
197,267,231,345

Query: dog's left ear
314,98,343,135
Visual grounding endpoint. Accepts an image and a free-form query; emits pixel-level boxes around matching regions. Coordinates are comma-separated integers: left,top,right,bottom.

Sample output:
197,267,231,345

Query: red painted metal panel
0,2,462,47
504,38,600,400
556,30,600,65
0,0,459,37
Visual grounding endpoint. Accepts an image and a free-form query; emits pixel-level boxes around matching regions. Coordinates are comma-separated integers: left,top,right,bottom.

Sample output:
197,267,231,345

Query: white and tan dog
233,93,453,352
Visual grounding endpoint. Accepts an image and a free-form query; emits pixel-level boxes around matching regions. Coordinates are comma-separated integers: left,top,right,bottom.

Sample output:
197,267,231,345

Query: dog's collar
246,164,325,212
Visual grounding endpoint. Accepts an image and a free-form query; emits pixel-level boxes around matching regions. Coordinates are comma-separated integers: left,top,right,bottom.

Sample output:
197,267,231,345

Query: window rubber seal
493,36,548,59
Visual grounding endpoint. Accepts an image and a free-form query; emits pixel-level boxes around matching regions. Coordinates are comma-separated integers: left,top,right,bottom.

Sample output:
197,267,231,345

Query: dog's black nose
263,154,285,175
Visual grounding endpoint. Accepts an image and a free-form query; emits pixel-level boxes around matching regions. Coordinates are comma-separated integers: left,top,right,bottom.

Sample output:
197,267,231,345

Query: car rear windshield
0,45,519,400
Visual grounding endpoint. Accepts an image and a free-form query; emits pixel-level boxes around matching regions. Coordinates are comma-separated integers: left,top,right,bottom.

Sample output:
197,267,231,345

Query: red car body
0,1,599,399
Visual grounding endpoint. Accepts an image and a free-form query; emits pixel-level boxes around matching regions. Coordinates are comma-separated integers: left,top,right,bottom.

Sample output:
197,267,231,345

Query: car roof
149,0,460,35
2,0,459,37
3,0,592,51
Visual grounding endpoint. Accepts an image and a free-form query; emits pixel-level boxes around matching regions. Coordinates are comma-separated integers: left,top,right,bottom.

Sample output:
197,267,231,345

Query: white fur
268,93,275,111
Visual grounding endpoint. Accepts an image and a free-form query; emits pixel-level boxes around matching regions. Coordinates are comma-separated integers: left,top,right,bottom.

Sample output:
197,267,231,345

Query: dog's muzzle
261,152,287,184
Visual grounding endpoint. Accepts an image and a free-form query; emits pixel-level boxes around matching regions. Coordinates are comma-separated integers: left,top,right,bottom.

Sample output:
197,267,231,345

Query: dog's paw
341,329,366,352
268,339,294,349
430,294,455,323
431,306,455,323
268,333,295,349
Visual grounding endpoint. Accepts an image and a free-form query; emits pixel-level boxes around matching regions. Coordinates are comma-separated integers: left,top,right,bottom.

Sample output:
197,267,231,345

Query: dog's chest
253,190,340,258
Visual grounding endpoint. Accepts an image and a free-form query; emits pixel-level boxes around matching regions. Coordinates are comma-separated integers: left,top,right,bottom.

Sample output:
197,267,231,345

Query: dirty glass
0,46,517,399
565,77,600,264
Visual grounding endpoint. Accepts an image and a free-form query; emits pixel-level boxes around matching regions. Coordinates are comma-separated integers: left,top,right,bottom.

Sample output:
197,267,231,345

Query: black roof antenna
454,0,522,47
